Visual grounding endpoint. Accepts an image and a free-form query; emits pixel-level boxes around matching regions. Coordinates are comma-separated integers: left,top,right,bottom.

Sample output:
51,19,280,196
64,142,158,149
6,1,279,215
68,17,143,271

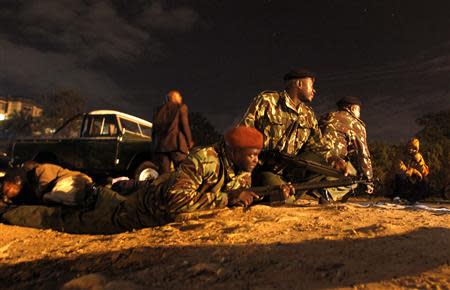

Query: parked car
0,110,159,181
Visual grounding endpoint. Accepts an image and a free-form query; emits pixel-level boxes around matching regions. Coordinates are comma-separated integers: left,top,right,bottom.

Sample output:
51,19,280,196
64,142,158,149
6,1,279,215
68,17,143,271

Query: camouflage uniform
113,142,252,233
1,143,252,234
316,108,373,201
319,108,373,181
393,139,429,202
240,90,322,155
239,90,329,186
395,152,429,179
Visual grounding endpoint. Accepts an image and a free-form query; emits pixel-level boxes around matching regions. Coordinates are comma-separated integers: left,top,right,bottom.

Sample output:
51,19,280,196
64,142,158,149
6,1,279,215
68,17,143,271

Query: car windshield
54,114,84,138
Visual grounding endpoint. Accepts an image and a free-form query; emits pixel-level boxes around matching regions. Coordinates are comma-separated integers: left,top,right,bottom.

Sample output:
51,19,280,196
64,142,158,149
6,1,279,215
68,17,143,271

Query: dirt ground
1,198,449,290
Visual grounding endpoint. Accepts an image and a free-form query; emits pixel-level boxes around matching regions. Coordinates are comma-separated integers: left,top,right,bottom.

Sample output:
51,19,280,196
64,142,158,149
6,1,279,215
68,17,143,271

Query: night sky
1,0,449,141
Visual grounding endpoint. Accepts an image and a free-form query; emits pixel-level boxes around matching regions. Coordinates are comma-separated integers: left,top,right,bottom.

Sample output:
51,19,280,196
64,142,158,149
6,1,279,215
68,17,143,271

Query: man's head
224,126,263,172
284,69,316,103
407,138,420,154
167,90,183,104
337,96,362,118
2,167,27,199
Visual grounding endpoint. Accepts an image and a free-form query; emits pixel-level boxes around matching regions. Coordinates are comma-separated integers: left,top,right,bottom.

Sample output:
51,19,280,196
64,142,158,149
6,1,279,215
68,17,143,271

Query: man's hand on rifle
365,183,374,195
267,183,295,203
229,190,260,207
330,157,353,176
280,183,295,200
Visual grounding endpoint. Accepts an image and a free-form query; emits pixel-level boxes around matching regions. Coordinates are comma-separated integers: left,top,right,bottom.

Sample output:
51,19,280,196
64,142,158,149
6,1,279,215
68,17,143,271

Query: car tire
134,161,159,181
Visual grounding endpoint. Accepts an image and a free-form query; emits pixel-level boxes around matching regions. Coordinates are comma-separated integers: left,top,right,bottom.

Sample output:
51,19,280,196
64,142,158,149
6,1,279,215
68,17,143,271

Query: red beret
224,126,263,149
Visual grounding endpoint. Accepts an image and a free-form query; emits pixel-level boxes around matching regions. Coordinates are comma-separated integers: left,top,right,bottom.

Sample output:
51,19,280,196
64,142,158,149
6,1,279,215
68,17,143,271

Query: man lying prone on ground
0,126,293,234
2,161,93,206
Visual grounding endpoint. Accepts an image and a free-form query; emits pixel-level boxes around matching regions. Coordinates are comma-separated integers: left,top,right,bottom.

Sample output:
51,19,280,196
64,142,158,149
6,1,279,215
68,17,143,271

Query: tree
189,112,222,146
35,89,87,136
415,109,450,193
0,90,88,138
41,89,86,118
368,141,400,195
0,111,34,139
416,109,450,139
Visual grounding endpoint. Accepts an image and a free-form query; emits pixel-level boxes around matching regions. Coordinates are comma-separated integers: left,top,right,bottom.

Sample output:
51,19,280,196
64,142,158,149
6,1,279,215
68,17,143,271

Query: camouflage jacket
165,142,252,215
319,109,373,180
395,151,429,177
239,90,324,157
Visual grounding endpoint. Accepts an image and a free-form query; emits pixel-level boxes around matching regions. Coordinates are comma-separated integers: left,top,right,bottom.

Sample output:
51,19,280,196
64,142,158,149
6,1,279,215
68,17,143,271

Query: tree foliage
189,112,222,146
0,111,34,139
38,90,87,132
0,90,87,138
415,109,450,192
368,142,400,194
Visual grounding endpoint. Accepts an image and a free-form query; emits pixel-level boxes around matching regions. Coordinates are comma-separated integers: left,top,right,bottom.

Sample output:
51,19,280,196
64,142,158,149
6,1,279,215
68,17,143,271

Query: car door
77,114,120,171
116,117,153,171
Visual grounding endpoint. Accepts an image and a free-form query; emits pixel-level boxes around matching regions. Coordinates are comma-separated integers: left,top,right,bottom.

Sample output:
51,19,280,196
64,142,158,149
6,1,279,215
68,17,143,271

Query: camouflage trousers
1,184,171,234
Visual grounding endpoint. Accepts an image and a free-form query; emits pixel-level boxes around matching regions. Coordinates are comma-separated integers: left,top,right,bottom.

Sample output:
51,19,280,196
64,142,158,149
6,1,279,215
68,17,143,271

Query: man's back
153,102,192,153
320,109,372,180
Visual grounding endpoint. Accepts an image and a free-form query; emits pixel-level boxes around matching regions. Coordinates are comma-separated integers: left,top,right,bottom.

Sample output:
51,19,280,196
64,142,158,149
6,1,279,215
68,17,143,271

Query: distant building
0,96,43,120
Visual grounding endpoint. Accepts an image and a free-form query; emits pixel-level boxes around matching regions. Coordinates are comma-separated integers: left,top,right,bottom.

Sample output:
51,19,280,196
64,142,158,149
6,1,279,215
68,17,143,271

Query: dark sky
1,0,449,141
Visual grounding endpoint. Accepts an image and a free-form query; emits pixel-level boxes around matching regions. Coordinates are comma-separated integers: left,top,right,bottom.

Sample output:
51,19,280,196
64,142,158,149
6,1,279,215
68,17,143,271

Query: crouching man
317,96,374,202
393,137,429,203
1,126,289,234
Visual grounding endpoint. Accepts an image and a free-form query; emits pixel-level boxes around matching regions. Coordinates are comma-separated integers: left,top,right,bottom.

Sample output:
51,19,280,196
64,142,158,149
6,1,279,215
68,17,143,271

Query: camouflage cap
283,68,315,81
337,96,362,107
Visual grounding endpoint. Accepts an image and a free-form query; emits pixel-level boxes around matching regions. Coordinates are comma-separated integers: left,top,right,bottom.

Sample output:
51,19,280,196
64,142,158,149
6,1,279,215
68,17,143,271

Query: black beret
283,68,315,81
337,96,362,107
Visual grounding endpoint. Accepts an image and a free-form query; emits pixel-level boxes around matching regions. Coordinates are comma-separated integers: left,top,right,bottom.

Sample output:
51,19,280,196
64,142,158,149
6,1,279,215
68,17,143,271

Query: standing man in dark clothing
153,90,194,174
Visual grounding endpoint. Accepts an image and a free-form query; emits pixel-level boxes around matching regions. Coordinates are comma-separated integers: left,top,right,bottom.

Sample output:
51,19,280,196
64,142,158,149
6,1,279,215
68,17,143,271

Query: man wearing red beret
2,127,292,233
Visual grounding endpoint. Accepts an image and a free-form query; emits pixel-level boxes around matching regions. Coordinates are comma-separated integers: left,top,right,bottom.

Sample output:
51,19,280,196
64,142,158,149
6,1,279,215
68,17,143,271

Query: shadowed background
0,0,449,141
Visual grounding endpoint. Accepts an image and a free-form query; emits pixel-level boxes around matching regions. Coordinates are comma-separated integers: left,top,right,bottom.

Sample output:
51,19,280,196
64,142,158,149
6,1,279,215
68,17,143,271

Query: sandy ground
1,198,449,290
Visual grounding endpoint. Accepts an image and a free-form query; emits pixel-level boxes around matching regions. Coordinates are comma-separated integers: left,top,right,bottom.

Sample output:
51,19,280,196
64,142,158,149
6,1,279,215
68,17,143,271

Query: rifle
262,151,343,178
228,177,370,203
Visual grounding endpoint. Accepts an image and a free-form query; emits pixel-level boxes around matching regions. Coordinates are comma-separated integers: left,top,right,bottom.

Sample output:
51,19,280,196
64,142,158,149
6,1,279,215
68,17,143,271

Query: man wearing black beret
318,96,374,200
239,69,350,193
